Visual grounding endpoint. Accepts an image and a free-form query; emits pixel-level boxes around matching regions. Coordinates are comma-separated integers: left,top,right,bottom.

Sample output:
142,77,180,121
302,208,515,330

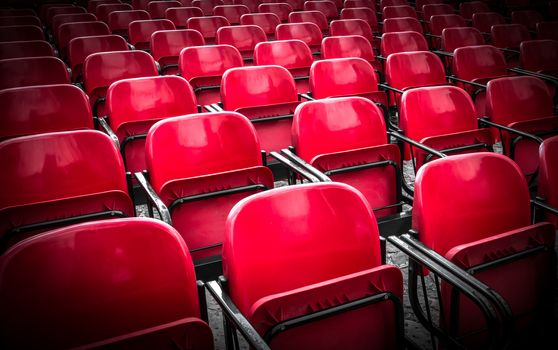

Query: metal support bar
269,151,322,183
133,171,172,225
279,148,332,182
447,75,487,89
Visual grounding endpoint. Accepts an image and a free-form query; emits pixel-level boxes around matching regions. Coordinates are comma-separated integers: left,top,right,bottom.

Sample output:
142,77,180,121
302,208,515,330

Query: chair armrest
531,199,558,217
205,280,271,350
298,93,315,101
269,151,323,183
478,117,544,144
389,131,447,159
447,75,487,89
279,148,332,182
507,67,558,85
378,83,405,95
431,50,453,58
134,172,172,225
204,103,225,112
97,117,120,150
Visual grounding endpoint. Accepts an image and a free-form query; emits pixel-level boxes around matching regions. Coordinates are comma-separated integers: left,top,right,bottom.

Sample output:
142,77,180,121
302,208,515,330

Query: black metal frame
388,234,514,350
531,198,558,223
206,275,407,350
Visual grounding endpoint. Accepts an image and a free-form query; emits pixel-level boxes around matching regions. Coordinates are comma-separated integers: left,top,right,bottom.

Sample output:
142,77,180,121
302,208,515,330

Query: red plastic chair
0,40,54,60
165,6,203,28
309,57,388,107
0,84,92,141
429,14,466,48
216,24,266,62
254,39,313,93
139,112,274,273
484,76,558,178
276,22,322,54
234,0,259,12
330,19,375,46
399,85,493,167
390,152,556,348
511,10,544,31
57,21,110,58
51,13,97,36
151,29,204,75
108,9,150,38
132,0,153,10
340,7,379,32
284,0,305,10
380,30,428,57
421,3,453,22
380,0,408,10
321,35,380,73
68,34,129,83
209,182,404,349
0,130,135,249
0,218,214,349
46,6,86,29
292,97,403,218
383,16,423,33
538,135,558,227
519,39,558,78
303,1,338,21
452,45,510,116
214,4,250,24
383,5,417,19
88,0,121,13
288,10,328,34
0,25,45,42
240,12,280,40
179,44,243,106
459,1,490,20
0,15,42,27
343,0,375,9
147,0,183,18
0,56,70,90
536,21,558,41
384,50,446,106
192,0,224,15
472,12,505,34
491,23,530,50
83,50,159,118
96,3,133,22
104,76,198,178
441,26,484,53
187,15,230,44
221,65,300,153
128,19,175,51
258,3,292,22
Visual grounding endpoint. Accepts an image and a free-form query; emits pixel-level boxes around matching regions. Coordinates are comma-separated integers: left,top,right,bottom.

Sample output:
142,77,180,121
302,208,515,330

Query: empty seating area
0,0,557,349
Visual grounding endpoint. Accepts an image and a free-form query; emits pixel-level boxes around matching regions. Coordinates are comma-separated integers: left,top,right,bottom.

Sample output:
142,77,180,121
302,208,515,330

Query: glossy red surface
165,7,203,28
96,3,134,23
151,29,204,69
216,25,266,59
309,57,384,103
234,0,259,12
68,34,129,81
430,14,465,36
422,3,454,21
254,39,313,69
322,35,375,62
83,50,158,104
383,16,423,33
0,84,93,140
179,44,243,104
52,13,97,35
0,40,55,60
107,10,150,37
288,10,328,33
385,51,446,90
381,30,428,57
381,0,408,9
340,7,378,31
459,1,489,20
304,1,338,20
0,56,70,90
330,19,374,44
57,21,111,57
0,25,45,42
383,4,417,19
132,0,154,10
128,19,175,50
512,9,544,31
147,0,182,18
520,39,558,73
258,3,292,22
192,0,224,15
453,45,507,82
214,4,250,24
107,76,198,173
491,24,530,50
413,153,531,257
472,12,505,33
187,16,230,43
46,6,86,27
221,65,298,111
0,218,211,349
441,27,484,52
240,13,280,39
344,0,375,9
275,22,322,52
538,135,558,226
223,182,384,318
